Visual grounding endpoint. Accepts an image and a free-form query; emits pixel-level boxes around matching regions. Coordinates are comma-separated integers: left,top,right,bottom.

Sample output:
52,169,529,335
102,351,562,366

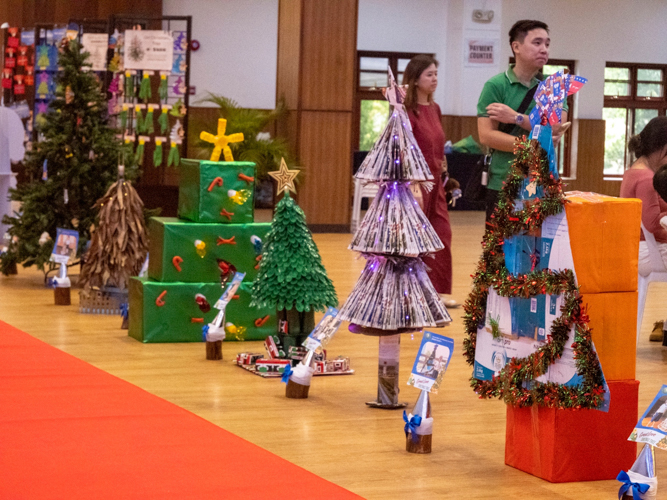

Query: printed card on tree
302,307,342,353
629,385,667,450
214,272,245,311
50,228,79,265
407,331,454,394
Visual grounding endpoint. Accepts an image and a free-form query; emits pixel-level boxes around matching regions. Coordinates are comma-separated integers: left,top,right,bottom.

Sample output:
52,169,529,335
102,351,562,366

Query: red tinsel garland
462,138,605,410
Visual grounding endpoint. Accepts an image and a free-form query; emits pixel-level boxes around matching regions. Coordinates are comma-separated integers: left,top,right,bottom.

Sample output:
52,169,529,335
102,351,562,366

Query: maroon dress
407,103,452,295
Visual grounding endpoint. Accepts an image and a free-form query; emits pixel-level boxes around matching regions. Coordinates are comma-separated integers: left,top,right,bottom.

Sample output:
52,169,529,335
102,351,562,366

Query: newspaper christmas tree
338,68,450,409
339,68,451,333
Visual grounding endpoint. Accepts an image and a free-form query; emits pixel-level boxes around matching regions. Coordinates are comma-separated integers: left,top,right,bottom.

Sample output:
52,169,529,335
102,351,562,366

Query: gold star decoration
268,158,299,194
199,118,244,162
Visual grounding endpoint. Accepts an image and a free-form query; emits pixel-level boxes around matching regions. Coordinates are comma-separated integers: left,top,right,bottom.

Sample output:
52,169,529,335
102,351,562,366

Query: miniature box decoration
178,159,256,224
128,278,276,343
148,217,270,283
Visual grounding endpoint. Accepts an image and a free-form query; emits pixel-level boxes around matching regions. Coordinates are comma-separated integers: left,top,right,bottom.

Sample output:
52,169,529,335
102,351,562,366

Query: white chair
350,178,378,233
636,222,667,343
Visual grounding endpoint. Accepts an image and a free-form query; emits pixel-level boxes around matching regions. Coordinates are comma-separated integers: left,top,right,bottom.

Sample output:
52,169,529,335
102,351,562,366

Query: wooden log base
406,433,432,454
286,378,310,399
348,324,421,336
6,262,17,275
54,287,71,306
205,340,223,360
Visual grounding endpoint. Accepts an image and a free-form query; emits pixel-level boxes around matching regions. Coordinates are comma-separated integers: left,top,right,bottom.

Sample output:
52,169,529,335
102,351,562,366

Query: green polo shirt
476,65,542,191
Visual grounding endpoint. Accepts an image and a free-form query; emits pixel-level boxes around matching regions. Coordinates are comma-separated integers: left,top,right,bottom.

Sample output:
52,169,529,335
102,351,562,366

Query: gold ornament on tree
79,164,149,290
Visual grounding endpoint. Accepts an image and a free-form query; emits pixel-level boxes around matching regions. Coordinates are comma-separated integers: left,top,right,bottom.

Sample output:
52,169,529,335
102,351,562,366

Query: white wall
163,0,667,118
163,0,278,109
502,0,667,119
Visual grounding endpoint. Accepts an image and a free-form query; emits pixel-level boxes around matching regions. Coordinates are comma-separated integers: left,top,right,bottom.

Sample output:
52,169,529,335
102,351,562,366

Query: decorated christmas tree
1,40,134,274
79,166,149,291
251,159,337,342
338,69,450,408
461,70,605,410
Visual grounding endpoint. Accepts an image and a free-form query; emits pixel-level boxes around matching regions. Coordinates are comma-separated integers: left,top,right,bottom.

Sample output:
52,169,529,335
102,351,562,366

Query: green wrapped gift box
178,159,256,224
128,278,276,343
148,217,270,283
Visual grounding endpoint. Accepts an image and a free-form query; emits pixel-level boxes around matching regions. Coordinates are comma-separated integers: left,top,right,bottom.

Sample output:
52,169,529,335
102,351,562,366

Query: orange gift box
505,379,638,482
583,291,637,381
565,192,641,295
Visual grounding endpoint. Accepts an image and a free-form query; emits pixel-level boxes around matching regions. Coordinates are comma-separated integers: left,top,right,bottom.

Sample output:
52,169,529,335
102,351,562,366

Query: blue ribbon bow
281,363,293,383
403,410,422,442
201,324,209,342
119,303,129,319
617,471,650,499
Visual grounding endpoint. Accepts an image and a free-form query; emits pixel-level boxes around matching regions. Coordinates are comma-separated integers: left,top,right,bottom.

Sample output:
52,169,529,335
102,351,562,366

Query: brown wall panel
298,111,352,226
566,118,621,197
276,0,301,110
3,0,162,28
300,0,357,111
441,115,480,145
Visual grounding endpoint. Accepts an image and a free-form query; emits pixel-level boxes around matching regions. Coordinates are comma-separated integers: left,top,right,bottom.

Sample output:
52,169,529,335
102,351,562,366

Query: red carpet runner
0,321,362,499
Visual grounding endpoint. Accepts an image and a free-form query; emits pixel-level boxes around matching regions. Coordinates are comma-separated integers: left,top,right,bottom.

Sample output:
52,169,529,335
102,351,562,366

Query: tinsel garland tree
0,40,135,275
251,190,337,314
462,137,605,410
78,170,148,290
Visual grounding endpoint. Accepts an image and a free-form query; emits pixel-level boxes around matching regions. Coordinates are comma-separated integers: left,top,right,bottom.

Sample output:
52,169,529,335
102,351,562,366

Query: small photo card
407,331,454,394
214,271,245,311
51,228,78,264
628,385,667,450
303,307,342,353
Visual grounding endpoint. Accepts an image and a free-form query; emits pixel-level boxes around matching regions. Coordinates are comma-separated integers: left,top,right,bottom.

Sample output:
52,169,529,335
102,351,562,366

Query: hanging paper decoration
172,76,186,95
172,54,186,75
24,66,34,87
124,71,134,99
139,73,152,101
158,74,168,101
36,72,50,97
36,45,50,68
168,141,180,167
134,137,146,165
173,31,187,52
119,104,129,130
158,107,169,134
153,138,163,167
199,118,244,162
170,98,185,117
135,107,145,133
145,105,155,134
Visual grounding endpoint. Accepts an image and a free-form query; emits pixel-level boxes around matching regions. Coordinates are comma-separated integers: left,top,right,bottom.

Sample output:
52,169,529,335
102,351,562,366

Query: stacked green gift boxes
129,160,277,342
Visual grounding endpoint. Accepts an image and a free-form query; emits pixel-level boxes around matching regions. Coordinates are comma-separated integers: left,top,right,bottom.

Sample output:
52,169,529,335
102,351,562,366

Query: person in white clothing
0,107,25,241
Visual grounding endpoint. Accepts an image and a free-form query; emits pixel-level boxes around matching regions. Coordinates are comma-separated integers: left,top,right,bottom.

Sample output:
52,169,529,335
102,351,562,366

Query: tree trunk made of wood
54,287,71,306
206,340,222,360
286,378,310,399
406,433,432,454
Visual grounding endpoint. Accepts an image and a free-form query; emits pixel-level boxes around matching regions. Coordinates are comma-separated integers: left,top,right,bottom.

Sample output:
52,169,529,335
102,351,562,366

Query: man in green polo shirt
477,19,567,221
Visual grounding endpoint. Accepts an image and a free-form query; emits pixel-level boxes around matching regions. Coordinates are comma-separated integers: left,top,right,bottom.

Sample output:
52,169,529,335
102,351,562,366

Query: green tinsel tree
251,190,337,320
0,40,135,275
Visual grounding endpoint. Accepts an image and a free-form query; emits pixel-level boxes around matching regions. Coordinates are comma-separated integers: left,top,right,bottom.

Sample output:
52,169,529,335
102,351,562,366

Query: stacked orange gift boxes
505,191,642,482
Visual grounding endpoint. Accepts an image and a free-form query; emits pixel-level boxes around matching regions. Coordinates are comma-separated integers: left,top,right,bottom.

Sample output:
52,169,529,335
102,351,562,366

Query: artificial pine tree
338,68,451,408
1,40,135,275
78,166,149,291
251,161,337,345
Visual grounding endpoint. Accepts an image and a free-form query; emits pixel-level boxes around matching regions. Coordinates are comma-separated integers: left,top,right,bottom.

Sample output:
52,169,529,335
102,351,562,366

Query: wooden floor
2,210,667,499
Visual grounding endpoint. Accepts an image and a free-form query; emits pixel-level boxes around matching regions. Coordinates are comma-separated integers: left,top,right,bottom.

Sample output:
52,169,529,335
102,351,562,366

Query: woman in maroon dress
403,55,457,307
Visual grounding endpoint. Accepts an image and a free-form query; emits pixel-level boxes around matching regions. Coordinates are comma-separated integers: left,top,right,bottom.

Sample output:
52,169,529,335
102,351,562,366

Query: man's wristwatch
515,114,524,126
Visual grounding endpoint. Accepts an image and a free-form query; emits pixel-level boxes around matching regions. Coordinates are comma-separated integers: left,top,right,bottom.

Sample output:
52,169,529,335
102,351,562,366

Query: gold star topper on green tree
268,158,299,194
200,118,244,162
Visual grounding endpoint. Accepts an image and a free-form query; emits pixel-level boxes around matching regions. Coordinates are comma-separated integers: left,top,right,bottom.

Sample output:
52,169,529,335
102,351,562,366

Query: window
603,63,667,176
509,58,575,177
355,51,425,151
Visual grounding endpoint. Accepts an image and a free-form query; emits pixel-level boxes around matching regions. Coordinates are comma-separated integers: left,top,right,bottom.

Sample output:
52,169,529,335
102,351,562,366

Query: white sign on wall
80,33,109,72
464,38,498,66
123,30,173,71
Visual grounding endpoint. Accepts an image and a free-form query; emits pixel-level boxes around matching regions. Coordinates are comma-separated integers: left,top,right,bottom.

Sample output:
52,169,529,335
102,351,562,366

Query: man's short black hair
509,20,549,49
